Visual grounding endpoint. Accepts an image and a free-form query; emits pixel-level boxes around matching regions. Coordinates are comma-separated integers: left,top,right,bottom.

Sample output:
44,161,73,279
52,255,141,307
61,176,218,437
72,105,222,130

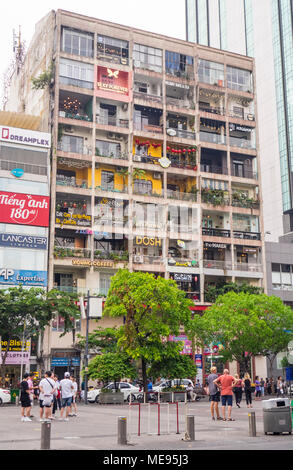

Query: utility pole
84,290,90,405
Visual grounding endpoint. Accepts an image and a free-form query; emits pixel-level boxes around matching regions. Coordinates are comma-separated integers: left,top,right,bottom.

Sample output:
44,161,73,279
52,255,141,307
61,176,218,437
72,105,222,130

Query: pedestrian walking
38,371,56,422
244,373,253,408
207,367,222,421
69,375,78,416
254,376,261,400
19,373,32,422
52,374,62,418
186,383,195,402
260,378,265,397
59,372,74,421
277,376,285,397
233,374,243,408
213,369,237,421
267,378,272,395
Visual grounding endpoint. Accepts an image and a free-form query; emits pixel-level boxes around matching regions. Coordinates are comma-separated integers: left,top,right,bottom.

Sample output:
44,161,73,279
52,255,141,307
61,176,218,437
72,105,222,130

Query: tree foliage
148,353,197,382
103,269,193,392
77,326,121,354
204,281,262,303
88,352,136,385
31,64,53,90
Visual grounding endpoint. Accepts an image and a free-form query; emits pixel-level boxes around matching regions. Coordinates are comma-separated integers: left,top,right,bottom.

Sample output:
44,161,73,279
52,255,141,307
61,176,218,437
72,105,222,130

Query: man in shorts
207,366,222,421
20,373,32,422
39,371,56,421
213,369,237,421
59,372,74,421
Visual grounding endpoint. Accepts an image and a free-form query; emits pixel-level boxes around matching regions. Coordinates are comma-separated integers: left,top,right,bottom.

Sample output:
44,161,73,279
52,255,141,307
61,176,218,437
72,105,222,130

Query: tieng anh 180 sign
0,191,50,227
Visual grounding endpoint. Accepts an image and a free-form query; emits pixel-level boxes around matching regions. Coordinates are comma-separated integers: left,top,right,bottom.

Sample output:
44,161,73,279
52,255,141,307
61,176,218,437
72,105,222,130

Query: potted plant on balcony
202,188,227,207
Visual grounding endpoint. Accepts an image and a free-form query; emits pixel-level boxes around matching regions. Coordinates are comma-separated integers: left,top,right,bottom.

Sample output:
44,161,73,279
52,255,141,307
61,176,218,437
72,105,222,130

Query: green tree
0,287,80,383
191,291,293,373
148,353,197,384
76,326,121,354
204,281,262,303
87,352,136,389
103,269,193,393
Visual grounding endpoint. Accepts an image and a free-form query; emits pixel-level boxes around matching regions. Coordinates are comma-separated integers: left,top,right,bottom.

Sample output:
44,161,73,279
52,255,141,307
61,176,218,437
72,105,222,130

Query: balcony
229,110,255,121
229,136,255,150
132,154,160,166
231,193,260,209
201,189,230,207
94,250,129,262
167,128,196,140
200,164,228,175
234,263,262,272
54,247,91,259
233,230,261,241
203,260,232,269
97,116,129,128
59,111,92,123
202,228,231,238
0,159,47,176
133,254,163,265
199,104,225,116
167,189,197,202
134,123,163,135
95,149,128,161
56,175,90,190
166,97,195,110
133,188,162,198
134,91,162,105
231,167,258,180
59,76,94,90
58,141,92,156
95,183,127,194
200,131,226,145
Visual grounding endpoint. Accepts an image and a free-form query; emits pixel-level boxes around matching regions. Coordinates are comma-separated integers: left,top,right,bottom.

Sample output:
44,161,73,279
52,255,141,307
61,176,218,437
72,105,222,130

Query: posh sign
96,66,132,102
0,191,50,227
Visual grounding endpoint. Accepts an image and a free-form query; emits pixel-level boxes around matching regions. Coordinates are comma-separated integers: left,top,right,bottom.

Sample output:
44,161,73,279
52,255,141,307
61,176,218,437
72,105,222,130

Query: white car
0,388,11,405
87,382,140,403
152,379,194,392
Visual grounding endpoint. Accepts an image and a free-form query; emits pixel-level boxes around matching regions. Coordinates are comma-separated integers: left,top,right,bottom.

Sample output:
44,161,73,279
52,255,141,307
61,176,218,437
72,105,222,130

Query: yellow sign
72,259,114,268
135,236,161,247
1,339,30,352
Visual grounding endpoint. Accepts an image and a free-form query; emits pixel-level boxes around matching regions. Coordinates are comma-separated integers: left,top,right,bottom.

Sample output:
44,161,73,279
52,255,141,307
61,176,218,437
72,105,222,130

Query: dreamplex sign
0,126,51,148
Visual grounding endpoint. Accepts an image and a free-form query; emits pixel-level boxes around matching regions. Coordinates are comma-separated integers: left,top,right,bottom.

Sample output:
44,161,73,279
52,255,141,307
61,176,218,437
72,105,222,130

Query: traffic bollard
118,416,127,445
41,420,51,450
248,411,256,437
186,415,195,441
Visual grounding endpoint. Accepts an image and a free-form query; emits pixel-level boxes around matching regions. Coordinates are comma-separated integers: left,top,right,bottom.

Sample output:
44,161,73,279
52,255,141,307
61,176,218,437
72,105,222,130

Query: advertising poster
0,191,50,227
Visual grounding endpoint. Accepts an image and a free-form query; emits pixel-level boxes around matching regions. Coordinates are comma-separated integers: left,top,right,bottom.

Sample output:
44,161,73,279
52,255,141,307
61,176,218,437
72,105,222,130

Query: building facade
186,0,293,240
6,9,266,381
0,112,51,385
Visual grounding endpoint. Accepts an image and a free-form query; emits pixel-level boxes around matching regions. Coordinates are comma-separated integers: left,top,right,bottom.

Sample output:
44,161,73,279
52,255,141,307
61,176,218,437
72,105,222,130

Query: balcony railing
96,150,128,160
202,228,231,238
132,154,159,165
54,247,91,259
167,128,196,140
0,159,47,176
97,116,129,128
56,176,89,189
229,111,255,121
200,164,228,175
166,97,195,110
200,131,226,145
97,52,129,66
134,91,163,104
133,255,163,265
94,216,127,227
165,68,194,81
58,142,92,156
132,188,162,198
167,189,197,202
231,198,260,209
231,168,258,179
94,250,129,262
59,111,92,122
229,136,255,149
232,230,261,240
199,105,225,115
95,183,127,194
235,263,262,272
203,260,232,269
134,123,164,134
59,76,94,90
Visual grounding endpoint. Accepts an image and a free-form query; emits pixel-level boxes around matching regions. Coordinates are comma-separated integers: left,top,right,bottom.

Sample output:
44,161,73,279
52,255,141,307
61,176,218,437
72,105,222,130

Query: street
0,397,292,452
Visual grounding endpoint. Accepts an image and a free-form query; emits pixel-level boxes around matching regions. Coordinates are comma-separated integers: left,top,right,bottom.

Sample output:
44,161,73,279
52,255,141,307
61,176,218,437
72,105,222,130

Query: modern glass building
186,0,293,238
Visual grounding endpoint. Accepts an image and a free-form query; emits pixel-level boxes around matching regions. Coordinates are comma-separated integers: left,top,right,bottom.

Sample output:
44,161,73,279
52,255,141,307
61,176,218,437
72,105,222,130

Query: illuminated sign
56,211,91,227
72,259,114,267
0,191,50,227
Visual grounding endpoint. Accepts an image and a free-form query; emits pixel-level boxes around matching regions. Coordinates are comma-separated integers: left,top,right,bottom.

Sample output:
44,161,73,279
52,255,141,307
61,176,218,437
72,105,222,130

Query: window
101,171,114,191
59,58,94,89
133,44,162,73
227,66,253,93
133,179,153,195
198,59,224,86
95,140,121,158
97,35,129,64
165,51,194,79
60,135,84,154
62,28,94,58
100,273,113,296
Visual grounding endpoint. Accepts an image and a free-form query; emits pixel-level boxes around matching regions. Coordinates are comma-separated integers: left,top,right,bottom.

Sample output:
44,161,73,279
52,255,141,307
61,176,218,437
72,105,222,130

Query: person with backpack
38,371,56,421
52,374,62,419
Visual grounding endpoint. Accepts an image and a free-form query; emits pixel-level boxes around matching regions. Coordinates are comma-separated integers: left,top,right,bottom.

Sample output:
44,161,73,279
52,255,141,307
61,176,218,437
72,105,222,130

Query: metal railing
229,136,255,149
97,52,129,66
133,255,163,264
96,150,128,160
95,183,127,193
229,111,255,121
235,263,262,272
199,105,225,115
58,142,92,155
167,128,196,140
167,190,197,202
202,228,231,238
232,230,261,240
231,168,258,179
165,69,195,80
59,111,92,122
200,164,228,175
56,176,89,189
0,159,47,176
203,260,232,269
54,246,91,259
134,123,164,134
166,97,195,109
200,131,226,145
134,91,163,104
59,76,94,90
97,116,129,128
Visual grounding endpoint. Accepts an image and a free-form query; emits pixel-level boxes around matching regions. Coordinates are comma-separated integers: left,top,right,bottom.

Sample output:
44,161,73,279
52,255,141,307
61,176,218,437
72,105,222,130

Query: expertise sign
0,268,47,287
0,191,50,227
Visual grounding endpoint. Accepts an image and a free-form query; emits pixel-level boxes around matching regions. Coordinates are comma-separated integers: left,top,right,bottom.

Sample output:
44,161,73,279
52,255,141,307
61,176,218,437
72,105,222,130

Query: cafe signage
72,259,114,268
173,273,193,282
56,211,91,227
243,247,258,254
135,236,162,247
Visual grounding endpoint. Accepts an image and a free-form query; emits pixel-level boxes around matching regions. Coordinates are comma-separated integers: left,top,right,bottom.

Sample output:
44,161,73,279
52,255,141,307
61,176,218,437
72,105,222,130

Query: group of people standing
19,371,78,422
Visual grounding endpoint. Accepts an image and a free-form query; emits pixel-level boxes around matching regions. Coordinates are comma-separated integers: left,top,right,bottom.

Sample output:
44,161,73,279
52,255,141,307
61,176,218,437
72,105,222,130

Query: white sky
1,0,186,109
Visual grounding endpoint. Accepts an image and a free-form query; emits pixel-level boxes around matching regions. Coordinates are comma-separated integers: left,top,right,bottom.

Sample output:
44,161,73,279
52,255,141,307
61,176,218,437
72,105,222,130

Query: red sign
0,191,50,227
96,66,132,102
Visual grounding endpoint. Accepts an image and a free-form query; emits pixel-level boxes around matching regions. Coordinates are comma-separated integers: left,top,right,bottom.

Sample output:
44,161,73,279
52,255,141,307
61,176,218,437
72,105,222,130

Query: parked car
152,379,194,393
0,388,11,405
87,382,140,403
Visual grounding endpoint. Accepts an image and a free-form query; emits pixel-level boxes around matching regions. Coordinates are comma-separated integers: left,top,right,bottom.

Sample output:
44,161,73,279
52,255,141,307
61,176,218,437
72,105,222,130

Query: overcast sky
1,0,186,109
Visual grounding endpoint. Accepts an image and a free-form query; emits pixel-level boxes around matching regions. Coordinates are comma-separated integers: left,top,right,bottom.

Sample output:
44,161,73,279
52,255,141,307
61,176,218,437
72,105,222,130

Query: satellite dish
287,340,293,364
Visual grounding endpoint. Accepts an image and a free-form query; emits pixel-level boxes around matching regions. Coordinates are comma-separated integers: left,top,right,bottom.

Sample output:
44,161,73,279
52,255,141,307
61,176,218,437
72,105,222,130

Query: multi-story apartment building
6,10,266,380
0,112,51,385
186,0,293,240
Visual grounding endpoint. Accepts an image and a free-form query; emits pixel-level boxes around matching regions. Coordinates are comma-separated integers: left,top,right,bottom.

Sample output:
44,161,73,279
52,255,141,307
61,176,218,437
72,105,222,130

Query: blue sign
11,168,24,178
0,268,47,287
51,357,80,367
0,233,47,250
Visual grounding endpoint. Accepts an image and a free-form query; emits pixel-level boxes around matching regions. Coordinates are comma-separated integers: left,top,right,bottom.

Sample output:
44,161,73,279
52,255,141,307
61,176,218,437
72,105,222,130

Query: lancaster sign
0,191,50,227
0,233,47,250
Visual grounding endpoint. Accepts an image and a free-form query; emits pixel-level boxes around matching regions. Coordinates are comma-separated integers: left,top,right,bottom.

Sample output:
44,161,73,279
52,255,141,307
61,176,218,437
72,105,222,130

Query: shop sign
72,259,114,268
169,335,192,355
0,233,47,250
165,80,189,90
204,242,227,249
195,354,203,368
1,339,30,352
51,357,80,367
0,351,30,365
203,342,224,356
158,156,171,168
56,211,91,227
168,259,197,267
135,236,161,247
97,66,131,101
173,273,193,282
243,247,258,254
229,123,252,133
0,125,51,148
0,191,50,227
0,268,47,287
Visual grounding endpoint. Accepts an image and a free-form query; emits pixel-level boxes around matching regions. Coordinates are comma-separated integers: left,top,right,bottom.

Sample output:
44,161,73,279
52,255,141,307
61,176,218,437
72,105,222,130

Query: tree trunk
141,357,148,401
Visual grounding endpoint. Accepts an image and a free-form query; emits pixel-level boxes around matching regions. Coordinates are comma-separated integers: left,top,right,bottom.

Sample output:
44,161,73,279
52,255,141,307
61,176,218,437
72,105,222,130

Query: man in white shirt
39,371,56,421
59,372,74,421
69,375,78,417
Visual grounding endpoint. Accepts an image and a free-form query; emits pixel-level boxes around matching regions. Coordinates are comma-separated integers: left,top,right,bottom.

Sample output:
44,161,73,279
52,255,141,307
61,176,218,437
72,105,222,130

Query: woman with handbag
233,374,243,408
244,373,252,408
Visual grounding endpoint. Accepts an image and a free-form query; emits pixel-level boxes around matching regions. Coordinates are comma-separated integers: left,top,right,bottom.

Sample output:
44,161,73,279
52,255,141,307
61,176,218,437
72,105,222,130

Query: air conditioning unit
133,255,144,263
64,126,74,133
107,133,123,140
153,172,161,180
133,155,141,162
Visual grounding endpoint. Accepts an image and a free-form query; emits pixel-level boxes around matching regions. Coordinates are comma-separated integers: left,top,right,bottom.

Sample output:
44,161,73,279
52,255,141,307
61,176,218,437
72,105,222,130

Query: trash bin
262,398,292,435
10,389,19,404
